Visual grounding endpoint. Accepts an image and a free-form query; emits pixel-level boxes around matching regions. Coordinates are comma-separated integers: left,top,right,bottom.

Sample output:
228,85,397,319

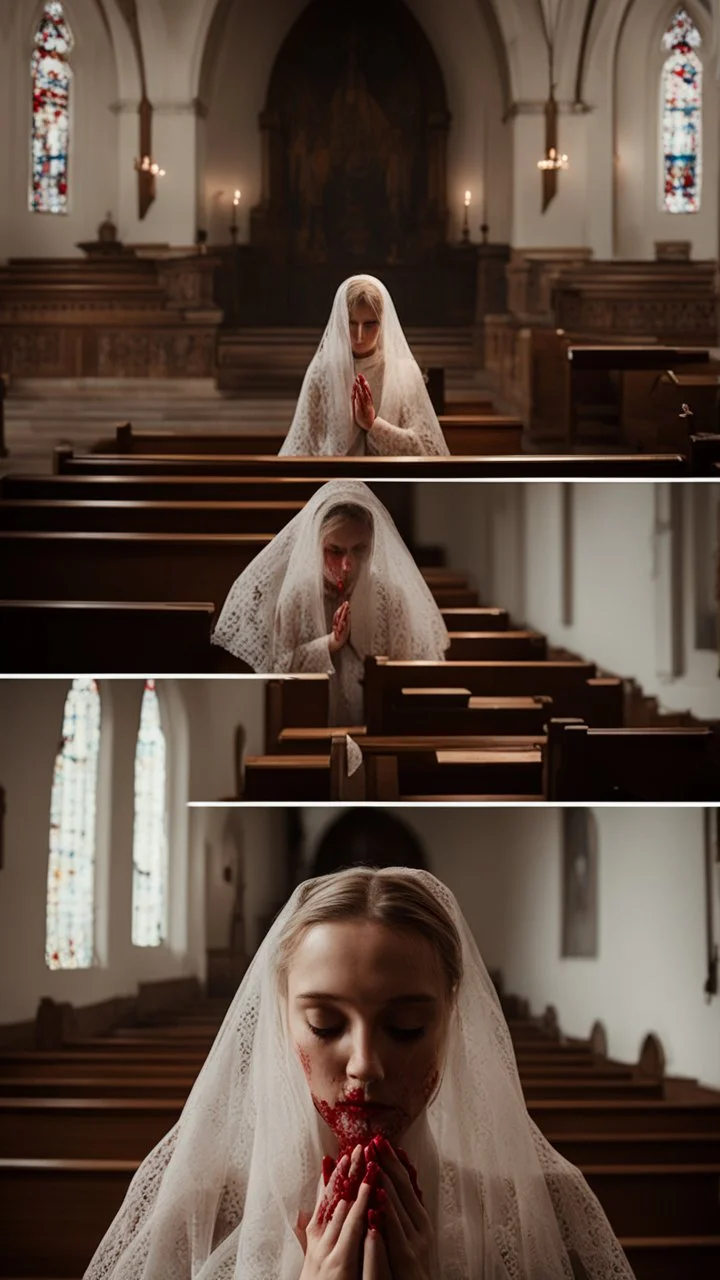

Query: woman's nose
346,1033,384,1084
341,554,352,572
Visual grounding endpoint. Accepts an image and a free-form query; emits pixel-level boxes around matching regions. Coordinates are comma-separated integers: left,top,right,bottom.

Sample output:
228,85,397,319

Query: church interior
0,0,719,471
1,0,720,1276
0,755,718,1274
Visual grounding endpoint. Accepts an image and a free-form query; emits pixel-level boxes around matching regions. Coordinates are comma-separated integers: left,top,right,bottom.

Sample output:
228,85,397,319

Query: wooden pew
54,447,689,479
544,719,720,801
689,432,720,475
0,1157,136,1276
243,754,332,801
107,417,526,457
0,1097,183,1160
329,734,545,802
563,342,709,450
0,601,218,674
529,1098,720,1137
0,530,270,605
446,629,546,661
0,471,329,504
0,497,305,535
364,657,625,729
582,1163,720,1237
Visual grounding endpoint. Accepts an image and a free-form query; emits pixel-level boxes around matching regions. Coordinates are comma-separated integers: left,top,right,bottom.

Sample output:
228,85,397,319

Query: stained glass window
30,2,74,214
661,7,702,213
46,680,101,970
132,681,169,947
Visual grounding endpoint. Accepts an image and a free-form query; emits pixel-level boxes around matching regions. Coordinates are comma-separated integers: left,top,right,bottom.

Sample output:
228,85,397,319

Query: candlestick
230,189,241,244
462,190,471,244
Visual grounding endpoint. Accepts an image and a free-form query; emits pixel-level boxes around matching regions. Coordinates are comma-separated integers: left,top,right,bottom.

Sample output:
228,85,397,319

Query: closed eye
308,1024,342,1039
307,1023,426,1042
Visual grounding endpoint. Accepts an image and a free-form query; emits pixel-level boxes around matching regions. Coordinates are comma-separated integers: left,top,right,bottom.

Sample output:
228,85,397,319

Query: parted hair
275,867,463,996
345,279,384,322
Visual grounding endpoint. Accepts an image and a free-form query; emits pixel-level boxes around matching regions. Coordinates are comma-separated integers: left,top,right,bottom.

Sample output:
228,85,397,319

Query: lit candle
462,190,471,243
232,189,241,229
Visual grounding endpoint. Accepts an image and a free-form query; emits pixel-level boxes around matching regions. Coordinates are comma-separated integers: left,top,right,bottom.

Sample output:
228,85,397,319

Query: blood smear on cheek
295,1045,312,1079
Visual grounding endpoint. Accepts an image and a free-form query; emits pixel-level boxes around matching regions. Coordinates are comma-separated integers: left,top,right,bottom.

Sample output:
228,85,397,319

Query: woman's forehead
322,515,370,542
348,300,379,321
288,920,445,997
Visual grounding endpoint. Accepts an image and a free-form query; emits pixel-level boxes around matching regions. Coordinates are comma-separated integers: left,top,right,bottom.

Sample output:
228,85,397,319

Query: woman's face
287,919,451,1151
348,300,381,357
322,516,371,594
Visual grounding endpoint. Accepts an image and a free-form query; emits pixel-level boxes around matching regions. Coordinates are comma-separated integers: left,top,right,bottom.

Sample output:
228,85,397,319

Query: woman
279,275,450,456
84,868,636,1279
211,480,449,725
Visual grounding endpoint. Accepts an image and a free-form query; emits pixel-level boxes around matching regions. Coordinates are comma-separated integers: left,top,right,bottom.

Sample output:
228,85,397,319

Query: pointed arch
30,1,74,213
131,679,169,947
46,679,102,970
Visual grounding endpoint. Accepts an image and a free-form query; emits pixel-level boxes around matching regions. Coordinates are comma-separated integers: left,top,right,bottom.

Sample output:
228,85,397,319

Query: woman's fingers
375,1187,412,1268
312,1152,350,1227
363,1226,393,1280
322,1193,352,1247
336,1176,373,1253
373,1138,425,1229
378,1170,415,1241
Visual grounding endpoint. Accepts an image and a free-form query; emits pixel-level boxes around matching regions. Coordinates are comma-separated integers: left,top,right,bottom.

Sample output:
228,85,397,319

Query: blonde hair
276,868,462,996
320,502,373,545
346,279,384,323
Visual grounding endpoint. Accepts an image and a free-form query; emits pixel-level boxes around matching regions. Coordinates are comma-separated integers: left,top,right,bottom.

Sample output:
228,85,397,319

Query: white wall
1,0,120,260
414,482,527,623
415,481,718,720
0,676,265,1026
614,0,718,260
295,805,720,1089
523,483,720,718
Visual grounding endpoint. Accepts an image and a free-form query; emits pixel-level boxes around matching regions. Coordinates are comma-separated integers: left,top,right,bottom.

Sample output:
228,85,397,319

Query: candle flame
233,189,241,205
464,190,471,206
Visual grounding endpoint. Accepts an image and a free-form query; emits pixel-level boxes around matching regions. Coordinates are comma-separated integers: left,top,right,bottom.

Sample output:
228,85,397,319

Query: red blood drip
336,578,345,594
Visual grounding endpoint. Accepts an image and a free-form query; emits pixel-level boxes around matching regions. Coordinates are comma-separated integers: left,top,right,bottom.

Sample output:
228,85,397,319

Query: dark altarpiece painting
252,0,450,265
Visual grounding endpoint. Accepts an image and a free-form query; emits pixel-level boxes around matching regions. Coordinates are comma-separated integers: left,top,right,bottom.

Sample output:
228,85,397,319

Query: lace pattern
211,481,450,724
84,871,636,1280
279,275,450,457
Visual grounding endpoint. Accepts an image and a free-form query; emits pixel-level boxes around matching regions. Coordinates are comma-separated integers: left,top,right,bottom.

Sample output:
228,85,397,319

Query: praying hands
352,373,376,431
329,600,351,654
297,1138,435,1280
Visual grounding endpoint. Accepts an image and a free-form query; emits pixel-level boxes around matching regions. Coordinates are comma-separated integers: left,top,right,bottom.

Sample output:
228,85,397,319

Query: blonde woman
211,480,449,725
84,868,635,1279
279,275,450,456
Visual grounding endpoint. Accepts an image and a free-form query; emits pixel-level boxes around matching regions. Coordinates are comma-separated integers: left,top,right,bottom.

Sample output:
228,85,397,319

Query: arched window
30,1,74,214
661,7,702,213
132,680,169,947
46,679,101,970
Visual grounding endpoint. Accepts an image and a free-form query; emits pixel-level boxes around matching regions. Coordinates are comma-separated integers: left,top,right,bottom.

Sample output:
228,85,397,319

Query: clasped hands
328,600,350,654
297,1134,435,1280
352,374,376,432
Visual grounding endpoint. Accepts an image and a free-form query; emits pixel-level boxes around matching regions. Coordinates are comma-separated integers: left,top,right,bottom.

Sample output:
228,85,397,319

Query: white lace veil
278,274,450,456
84,869,635,1280
210,480,450,672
